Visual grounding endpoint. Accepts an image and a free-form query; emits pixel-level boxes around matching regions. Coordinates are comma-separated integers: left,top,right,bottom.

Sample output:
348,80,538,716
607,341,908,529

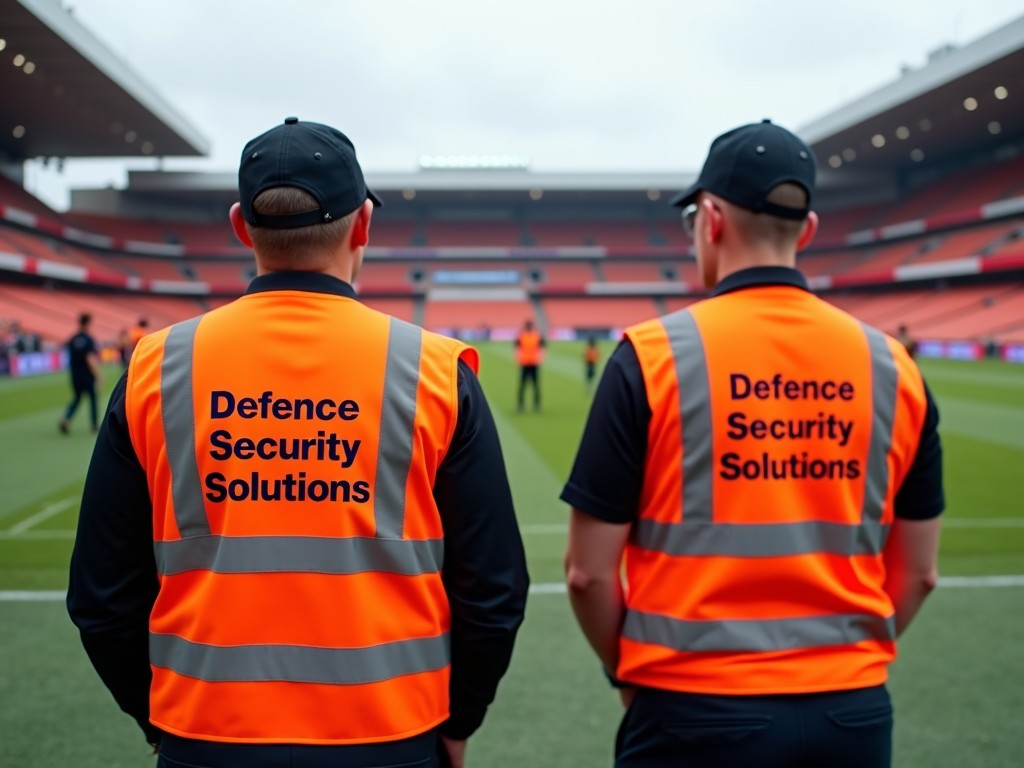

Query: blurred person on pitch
584,335,600,392
58,312,102,435
515,318,545,412
561,120,944,768
68,117,528,768
128,317,149,356
896,323,918,359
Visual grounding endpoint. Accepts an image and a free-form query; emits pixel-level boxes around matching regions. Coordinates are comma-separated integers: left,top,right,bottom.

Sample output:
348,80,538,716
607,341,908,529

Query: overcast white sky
23,0,1024,210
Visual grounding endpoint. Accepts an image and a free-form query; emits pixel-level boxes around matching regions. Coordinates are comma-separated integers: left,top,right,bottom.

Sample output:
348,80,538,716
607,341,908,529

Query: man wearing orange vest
562,120,943,767
583,335,600,392
68,118,529,768
515,318,545,412
127,317,149,355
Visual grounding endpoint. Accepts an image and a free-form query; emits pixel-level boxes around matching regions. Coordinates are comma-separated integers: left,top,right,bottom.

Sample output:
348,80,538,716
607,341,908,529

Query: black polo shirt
67,330,98,386
561,266,944,524
68,271,529,746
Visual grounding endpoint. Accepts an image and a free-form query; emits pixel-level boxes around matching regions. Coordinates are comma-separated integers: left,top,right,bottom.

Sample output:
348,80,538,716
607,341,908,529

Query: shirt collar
711,266,810,297
244,271,358,300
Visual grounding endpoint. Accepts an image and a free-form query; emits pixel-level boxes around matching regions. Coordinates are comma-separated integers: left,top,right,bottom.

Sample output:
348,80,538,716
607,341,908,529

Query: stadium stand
423,299,534,331
360,297,418,323
543,297,661,329
2,9,1023,367
423,220,522,246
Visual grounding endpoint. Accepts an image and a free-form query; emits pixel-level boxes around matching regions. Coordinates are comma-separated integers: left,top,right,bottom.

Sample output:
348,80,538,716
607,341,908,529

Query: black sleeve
893,382,945,520
560,340,650,524
435,360,529,740
66,371,164,746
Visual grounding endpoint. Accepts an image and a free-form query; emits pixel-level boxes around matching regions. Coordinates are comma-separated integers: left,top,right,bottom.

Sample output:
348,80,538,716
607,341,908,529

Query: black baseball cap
670,119,816,220
239,117,382,229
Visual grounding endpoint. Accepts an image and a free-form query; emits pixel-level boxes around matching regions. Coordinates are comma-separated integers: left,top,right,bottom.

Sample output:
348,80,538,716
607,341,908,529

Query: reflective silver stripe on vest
155,535,444,576
375,318,422,538
634,519,891,558
155,313,440,577
150,631,450,685
860,324,898,554
632,317,899,559
660,310,713,523
623,608,896,652
161,316,209,537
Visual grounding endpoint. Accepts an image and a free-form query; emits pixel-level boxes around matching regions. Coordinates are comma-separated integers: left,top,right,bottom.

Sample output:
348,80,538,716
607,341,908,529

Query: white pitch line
2,575,1023,602
942,518,1024,528
0,591,66,601
0,530,76,540
5,519,1016,540
937,575,1024,588
520,519,1024,535
2,519,1019,541
7,497,77,534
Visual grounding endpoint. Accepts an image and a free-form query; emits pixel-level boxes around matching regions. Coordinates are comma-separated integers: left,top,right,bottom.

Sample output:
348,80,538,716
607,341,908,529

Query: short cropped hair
729,183,809,247
79,313,92,327
247,187,356,270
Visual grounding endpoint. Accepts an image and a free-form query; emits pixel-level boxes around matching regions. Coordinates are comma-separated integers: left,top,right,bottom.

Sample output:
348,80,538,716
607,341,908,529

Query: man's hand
440,735,467,768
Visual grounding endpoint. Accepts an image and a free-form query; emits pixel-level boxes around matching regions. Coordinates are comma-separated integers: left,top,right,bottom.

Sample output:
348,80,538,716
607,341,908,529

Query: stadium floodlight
828,155,842,169
23,61,35,75
402,189,416,200
13,53,25,67
529,188,543,201
647,190,661,201
418,154,530,170
12,125,26,138
988,122,1002,135
994,86,1008,100
842,148,856,162
871,134,886,148
919,118,932,131
0,39,6,52
141,142,154,154
125,130,137,143
895,126,910,140
963,97,978,112
910,148,925,162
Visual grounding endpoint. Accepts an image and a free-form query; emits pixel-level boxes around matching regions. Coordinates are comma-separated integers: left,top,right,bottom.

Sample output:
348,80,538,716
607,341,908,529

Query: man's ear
348,199,374,249
702,198,724,243
796,211,819,252
229,203,253,248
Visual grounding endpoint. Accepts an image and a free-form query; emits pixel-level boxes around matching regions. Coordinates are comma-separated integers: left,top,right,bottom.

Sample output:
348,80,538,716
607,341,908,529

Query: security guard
562,121,943,768
69,118,529,768
515,318,545,412
584,335,600,392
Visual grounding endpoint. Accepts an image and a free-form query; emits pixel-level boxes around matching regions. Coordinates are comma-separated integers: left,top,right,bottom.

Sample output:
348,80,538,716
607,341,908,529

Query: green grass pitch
1,343,1022,766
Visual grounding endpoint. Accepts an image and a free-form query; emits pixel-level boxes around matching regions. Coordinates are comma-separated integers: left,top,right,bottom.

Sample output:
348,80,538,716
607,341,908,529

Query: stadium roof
801,13,1024,174
65,12,1024,217
0,0,209,161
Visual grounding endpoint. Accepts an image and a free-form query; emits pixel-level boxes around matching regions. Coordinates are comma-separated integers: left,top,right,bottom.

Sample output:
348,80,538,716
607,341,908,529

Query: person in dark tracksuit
59,313,102,434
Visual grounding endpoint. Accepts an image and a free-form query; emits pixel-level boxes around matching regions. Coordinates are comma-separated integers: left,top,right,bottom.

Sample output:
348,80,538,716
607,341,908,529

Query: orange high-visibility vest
126,289,478,744
516,330,543,366
620,285,927,695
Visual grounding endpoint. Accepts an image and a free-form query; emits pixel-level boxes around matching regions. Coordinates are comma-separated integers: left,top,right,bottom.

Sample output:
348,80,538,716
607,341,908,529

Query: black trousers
518,364,540,410
615,685,892,768
157,730,446,768
64,380,98,429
